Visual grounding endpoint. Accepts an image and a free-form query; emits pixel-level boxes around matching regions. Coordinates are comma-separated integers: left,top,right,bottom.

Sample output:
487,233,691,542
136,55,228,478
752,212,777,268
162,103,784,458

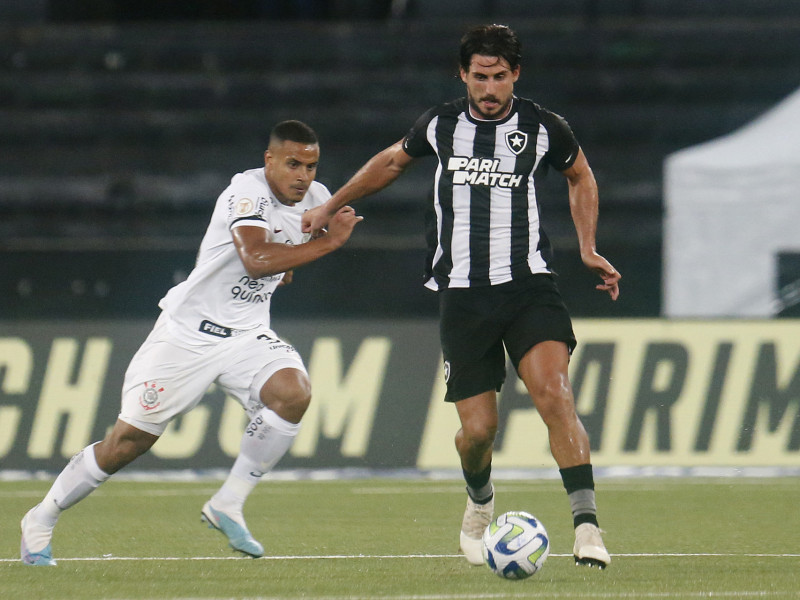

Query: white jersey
158,167,330,345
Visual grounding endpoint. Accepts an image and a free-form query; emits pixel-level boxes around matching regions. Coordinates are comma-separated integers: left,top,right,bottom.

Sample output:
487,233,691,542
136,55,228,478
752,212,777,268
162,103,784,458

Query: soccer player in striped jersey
303,24,620,569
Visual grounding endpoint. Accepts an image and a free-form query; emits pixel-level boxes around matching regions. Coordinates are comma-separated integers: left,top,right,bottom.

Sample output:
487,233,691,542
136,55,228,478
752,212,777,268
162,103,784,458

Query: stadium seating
1,4,799,317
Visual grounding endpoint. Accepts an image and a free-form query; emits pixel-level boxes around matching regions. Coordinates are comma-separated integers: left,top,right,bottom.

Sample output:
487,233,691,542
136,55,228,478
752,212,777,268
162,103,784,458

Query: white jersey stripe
427,116,445,286
527,123,551,273
488,112,520,285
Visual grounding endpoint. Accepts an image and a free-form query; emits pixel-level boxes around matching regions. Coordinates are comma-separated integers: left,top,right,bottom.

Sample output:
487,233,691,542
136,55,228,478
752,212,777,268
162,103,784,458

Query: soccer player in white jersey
303,26,620,569
20,120,363,565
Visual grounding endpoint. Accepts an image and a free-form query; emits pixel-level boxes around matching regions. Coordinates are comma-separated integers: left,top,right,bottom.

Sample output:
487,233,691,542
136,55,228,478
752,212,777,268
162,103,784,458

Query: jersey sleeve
401,107,438,158
226,176,271,231
540,109,581,171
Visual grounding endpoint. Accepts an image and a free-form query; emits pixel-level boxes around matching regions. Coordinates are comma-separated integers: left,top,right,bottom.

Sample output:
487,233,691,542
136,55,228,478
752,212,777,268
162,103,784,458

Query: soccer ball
482,511,550,580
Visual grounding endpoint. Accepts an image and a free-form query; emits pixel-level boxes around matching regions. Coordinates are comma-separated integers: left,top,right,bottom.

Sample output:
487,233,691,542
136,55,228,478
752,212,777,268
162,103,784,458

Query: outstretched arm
562,149,621,300
234,206,363,279
302,140,415,235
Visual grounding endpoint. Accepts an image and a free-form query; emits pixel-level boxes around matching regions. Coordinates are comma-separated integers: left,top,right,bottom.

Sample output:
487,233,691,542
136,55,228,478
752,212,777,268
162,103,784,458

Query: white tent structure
663,86,800,317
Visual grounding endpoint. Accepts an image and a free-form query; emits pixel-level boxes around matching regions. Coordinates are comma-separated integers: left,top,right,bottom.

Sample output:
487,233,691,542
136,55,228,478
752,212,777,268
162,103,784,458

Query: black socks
560,464,599,528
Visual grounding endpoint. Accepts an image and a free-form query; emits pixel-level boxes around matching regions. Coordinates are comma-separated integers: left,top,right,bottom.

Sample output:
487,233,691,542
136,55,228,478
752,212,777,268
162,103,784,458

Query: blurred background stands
1,0,799,318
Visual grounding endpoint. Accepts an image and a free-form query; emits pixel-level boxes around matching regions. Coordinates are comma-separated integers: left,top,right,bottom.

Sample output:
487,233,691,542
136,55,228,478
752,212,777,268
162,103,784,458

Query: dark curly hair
459,24,522,72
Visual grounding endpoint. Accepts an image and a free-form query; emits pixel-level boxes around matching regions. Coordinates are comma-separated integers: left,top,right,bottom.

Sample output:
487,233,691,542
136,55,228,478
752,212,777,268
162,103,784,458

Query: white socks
34,443,111,527
28,408,299,528
211,407,300,513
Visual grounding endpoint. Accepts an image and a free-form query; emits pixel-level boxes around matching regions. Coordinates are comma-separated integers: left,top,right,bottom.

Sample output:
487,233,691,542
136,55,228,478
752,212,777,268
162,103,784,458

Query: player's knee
260,369,311,424
459,421,497,450
533,380,575,427
287,379,312,418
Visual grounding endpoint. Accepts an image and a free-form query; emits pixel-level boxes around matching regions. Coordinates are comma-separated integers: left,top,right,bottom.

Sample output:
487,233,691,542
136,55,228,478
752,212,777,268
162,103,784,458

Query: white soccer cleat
201,500,264,558
459,494,494,566
20,506,57,566
573,522,610,569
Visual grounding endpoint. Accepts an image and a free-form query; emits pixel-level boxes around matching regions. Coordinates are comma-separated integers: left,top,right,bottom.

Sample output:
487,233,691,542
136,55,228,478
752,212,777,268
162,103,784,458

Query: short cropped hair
459,24,522,72
269,120,318,146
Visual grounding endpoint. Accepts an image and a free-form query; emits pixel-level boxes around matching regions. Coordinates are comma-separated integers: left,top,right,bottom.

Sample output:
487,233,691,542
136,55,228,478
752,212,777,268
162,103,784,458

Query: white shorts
119,313,307,435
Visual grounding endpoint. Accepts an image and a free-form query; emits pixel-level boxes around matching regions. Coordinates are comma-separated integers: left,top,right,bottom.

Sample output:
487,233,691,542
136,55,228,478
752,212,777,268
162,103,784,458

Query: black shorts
439,274,576,403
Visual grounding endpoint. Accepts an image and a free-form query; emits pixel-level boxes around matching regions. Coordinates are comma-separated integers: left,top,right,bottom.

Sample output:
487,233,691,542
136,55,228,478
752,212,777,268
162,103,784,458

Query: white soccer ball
481,511,550,580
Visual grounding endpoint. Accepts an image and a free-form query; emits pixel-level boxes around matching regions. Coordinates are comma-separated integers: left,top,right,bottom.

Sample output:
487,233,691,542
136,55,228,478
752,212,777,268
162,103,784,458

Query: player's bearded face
461,55,520,120
264,141,319,205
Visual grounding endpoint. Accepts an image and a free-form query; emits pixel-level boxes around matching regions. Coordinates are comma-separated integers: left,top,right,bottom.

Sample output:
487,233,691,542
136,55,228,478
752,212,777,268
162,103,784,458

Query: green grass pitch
2,476,799,599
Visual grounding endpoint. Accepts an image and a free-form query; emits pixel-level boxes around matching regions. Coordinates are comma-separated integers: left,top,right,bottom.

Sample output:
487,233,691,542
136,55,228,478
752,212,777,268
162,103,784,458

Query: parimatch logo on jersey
446,156,524,188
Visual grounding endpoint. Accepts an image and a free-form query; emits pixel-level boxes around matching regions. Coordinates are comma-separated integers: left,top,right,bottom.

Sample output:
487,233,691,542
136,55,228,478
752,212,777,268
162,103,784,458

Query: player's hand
582,252,621,301
325,206,363,247
302,204,335,238
278,270,293,286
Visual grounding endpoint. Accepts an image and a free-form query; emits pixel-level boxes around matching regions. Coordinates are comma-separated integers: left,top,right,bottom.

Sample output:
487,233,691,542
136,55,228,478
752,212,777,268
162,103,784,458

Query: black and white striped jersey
402,96,580,291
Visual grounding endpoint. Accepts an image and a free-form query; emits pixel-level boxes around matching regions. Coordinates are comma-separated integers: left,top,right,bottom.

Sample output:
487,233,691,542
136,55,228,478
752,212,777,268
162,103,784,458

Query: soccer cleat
573,522,611,569
201,500,264,558
20,507,57,566
459,494,494,566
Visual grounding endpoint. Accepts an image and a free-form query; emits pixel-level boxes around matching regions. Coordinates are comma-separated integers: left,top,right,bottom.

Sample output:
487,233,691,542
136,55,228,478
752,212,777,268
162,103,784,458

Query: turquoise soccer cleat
201,501,264,558
20,510,57,566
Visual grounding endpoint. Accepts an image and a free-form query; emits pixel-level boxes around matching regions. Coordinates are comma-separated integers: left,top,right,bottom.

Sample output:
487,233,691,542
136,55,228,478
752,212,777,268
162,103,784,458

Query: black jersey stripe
468,120,498,286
